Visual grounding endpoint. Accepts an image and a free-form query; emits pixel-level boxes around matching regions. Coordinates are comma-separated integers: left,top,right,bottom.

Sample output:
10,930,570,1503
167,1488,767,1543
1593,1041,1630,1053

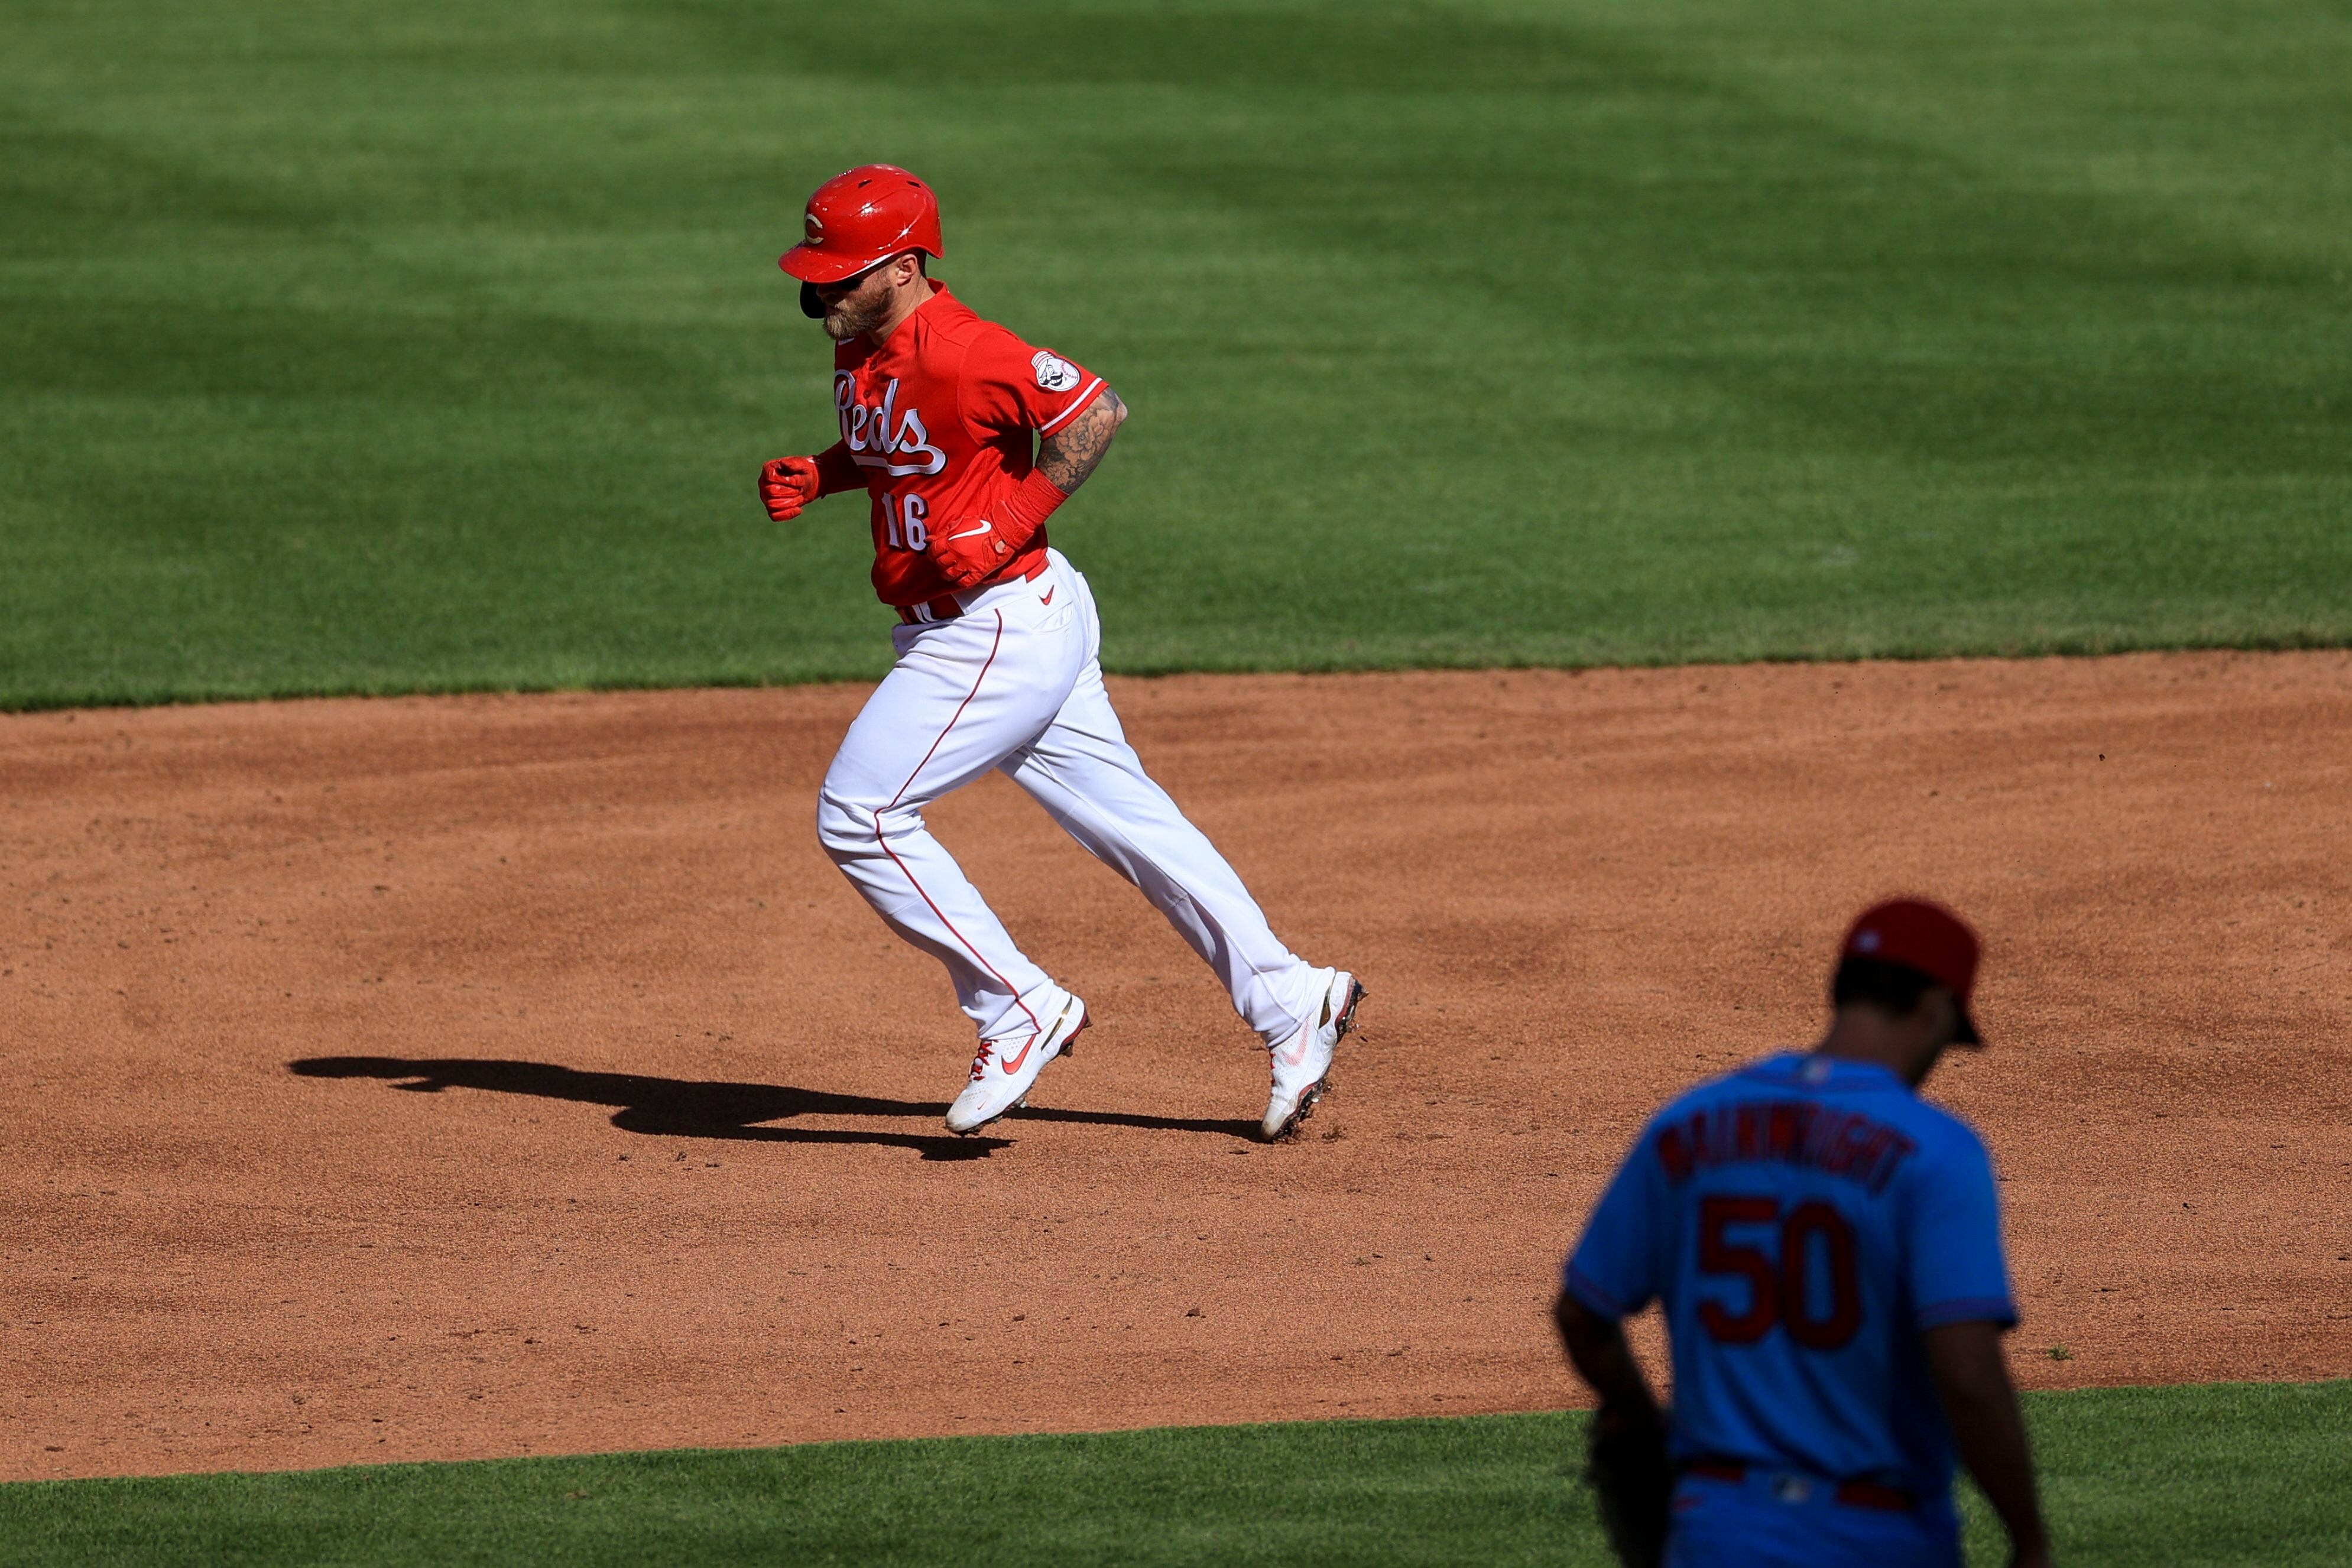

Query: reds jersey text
832,282,1102,606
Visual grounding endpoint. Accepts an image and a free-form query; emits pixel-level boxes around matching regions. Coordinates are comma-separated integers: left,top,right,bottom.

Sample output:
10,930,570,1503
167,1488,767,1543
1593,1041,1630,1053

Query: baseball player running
757,165,1363,1140
1553,898,2049,1568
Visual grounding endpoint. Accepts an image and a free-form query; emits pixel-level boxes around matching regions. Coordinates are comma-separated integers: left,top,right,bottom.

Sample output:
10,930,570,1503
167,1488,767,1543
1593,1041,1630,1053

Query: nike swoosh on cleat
997,1037,1035,1073
948,522,994,540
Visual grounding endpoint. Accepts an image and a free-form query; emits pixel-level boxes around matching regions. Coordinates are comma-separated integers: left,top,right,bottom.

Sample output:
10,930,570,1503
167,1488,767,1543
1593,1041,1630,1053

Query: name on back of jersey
1656,1099,1921,1196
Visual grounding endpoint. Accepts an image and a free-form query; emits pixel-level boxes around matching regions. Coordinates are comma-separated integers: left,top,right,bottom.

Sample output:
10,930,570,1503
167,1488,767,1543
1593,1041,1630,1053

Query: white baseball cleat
1261,969,1364,1141
945,991,1089,1136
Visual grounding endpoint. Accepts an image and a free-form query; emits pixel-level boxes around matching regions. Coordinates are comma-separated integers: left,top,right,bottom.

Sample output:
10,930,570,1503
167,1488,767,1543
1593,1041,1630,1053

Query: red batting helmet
778,164,943,284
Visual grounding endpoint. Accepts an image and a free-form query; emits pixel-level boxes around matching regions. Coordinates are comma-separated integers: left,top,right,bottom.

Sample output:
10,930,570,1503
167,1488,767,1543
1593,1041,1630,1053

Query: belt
896,557,1050,625
1682,1459,1916,1513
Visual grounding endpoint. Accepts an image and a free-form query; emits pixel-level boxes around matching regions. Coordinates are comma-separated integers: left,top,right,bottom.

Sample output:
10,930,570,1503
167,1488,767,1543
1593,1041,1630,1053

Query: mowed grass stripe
2,0,2349,709
1,1383,2346,1567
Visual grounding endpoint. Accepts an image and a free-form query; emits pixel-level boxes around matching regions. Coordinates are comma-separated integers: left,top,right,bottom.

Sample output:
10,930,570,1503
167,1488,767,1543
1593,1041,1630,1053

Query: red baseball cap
1840,897,1984,1045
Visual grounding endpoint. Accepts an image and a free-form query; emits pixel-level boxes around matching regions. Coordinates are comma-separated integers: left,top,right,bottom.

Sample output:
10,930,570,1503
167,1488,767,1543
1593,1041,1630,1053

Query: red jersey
823,282,1105,607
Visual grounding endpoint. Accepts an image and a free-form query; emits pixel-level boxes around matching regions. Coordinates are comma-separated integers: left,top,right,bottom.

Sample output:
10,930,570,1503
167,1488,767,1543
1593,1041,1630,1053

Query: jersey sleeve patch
1031,351,1082,392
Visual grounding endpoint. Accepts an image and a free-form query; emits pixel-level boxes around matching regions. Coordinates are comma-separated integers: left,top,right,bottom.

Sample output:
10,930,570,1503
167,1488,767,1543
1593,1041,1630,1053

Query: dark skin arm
1554,1289,1665,1432
1925,1320,2051,1567
1036,387,1125,494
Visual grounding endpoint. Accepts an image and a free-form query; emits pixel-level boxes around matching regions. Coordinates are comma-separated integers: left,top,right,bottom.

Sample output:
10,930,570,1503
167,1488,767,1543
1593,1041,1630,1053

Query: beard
820,278,891,342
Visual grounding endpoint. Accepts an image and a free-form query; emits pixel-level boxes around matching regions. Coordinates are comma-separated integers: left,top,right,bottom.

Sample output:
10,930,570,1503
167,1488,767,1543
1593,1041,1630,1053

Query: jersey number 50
1696,1196,1863,1350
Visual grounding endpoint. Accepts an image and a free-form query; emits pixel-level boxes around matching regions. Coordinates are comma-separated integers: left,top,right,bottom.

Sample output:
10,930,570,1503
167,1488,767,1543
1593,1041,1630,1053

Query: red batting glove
758,456,822,522
927,470,1069,588
927,516,1018,589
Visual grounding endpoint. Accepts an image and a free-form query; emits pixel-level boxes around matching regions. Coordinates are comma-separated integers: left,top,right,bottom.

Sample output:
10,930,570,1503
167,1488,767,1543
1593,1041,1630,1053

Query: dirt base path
4,652,2348,1481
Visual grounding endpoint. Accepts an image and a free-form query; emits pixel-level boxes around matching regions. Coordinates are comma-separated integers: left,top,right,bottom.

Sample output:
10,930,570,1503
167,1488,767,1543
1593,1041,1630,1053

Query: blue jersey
1565,1052,2016,1499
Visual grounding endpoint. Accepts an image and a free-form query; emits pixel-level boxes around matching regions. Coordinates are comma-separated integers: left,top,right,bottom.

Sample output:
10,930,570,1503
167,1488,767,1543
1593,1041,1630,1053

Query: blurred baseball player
756,165,1362,1140
1553,898,2049,1568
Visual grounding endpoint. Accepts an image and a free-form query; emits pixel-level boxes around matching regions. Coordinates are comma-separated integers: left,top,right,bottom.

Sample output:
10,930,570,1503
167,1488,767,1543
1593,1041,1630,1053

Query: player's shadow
287,1056,1259,1161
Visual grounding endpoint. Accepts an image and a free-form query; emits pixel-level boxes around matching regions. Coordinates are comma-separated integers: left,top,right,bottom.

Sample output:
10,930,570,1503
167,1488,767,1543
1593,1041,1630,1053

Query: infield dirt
4,652,2348,1481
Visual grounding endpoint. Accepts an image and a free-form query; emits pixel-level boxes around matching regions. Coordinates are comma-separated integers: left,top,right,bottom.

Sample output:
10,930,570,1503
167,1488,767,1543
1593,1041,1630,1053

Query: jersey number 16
1696,1195,1863,1351
883,494,929,551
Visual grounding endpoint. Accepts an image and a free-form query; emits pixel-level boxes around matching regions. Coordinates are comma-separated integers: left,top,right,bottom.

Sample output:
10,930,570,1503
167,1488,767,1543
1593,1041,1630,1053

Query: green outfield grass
2,0,2347,707
1,1382,2344,1567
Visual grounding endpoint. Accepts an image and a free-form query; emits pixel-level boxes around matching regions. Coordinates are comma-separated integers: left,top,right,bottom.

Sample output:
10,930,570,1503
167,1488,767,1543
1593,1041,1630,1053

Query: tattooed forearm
1037,388,1125,494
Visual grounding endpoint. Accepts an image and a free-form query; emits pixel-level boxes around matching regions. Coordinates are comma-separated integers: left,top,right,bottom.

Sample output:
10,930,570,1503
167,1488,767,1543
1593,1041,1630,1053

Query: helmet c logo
804,212,824,245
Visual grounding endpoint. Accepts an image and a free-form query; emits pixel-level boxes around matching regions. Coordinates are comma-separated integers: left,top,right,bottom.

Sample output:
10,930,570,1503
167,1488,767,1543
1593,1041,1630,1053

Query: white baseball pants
816,549,1322,1047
